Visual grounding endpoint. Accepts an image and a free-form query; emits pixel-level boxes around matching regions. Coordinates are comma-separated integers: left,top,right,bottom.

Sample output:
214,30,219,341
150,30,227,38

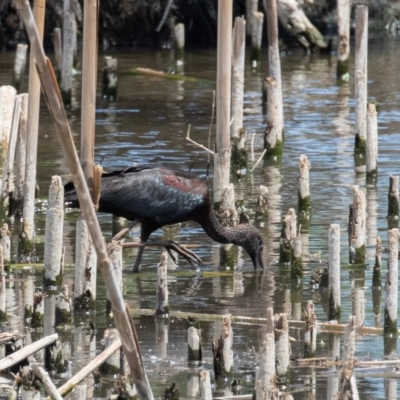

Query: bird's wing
98,167,207,224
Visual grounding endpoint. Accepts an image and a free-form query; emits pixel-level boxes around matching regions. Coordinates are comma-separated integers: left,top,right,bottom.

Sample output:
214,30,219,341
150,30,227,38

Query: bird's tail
64,181,80,207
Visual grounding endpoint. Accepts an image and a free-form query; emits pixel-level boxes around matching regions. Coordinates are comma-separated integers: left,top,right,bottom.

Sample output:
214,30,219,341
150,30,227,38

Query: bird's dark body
64,164,265,270
65,165,209,228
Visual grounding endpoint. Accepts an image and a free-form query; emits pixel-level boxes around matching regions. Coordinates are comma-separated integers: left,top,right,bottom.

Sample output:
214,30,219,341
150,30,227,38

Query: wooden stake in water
251,11,264,63
0,224,11,265
102,56,118,99
44,176,64,286
55,284,72,326
264,0,284,156
304,300,317,358
52,27,62,81
174,23,185,62
338,316,360,399
0,85,17,161
291,233,303,279
188,326,202,362
366,102,377,179
279,208,297,263
355,5,368,155
384,228,398,335
388,176,399,227
100,329,121,375
246,0,258,41
12,44,28,91
155,252,169,315
256,307,278,399
351,186,366,264
61,0,75,106
74,215,96,311
255,185,268,223
214,0,232,207
13,93,28,214
1,94,22,210
200,370,213,400
274,313,290,384
0,247,6,323
22,0,46,244
231,16,247,169
328,224,341,320
336,0,351,81
212,315,233,378
298,154,311,214
31,291,45,328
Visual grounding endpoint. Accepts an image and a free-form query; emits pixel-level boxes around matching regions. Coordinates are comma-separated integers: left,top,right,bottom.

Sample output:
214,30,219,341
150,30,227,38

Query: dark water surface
1,37,400,398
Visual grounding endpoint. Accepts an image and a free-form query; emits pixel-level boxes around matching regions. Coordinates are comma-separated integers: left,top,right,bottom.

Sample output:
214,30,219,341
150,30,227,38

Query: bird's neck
196,209,243,246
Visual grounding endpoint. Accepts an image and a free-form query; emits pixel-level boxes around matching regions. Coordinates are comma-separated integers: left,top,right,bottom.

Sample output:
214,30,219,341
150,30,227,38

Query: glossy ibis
64,164,265,272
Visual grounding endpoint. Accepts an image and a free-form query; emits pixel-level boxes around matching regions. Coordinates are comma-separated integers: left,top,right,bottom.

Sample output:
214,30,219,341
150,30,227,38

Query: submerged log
277,0,329,53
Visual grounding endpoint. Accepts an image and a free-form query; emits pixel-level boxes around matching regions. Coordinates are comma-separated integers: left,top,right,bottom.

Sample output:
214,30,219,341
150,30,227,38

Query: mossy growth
54,350,68,374
372,263,381,288
31,311,44,328
186,315,200,329
61,89,72,109
219,245,238,269
276,370,290,387
0,309,8,322
387,197,399,220
188,345,202,362
231,142,247,173
24,305,33,320
264,138,283,158
298,195,311,214
372,287,381,317
328,294,341,321
319,268,329,289
74,290,95,312
279,240,292,263
99,361,120,376
18,235,35,259
43,272,63,288
155,304,170,315
354,135,366,156
384,309,398,335
290,257,303,279
336,58,350,82
304,342,316,359
55,306,72,326
163,383,180,400
354,245,366,265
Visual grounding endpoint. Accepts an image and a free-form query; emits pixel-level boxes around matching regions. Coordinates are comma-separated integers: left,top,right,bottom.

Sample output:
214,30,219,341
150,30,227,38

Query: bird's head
241,226,265,270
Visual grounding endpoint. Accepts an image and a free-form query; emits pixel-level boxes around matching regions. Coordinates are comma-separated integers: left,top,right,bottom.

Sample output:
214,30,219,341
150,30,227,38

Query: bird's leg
132,227,153,273
113,219,139,241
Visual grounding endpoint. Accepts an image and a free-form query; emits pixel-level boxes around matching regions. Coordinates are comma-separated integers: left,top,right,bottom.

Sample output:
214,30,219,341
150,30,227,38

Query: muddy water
1,37,400,399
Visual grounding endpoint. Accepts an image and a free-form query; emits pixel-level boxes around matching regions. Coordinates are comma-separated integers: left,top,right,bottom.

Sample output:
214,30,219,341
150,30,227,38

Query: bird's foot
163,240,203,267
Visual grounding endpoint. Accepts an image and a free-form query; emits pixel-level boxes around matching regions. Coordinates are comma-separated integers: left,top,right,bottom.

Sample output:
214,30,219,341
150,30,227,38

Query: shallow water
1,36,400,398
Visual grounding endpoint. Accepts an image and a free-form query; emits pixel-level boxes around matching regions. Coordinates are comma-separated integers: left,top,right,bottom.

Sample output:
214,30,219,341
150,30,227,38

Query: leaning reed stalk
328,224,341,320
22,0,45,242
354,5,368,155
107,240,123,314
384,228,398,335
17,2,153,397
